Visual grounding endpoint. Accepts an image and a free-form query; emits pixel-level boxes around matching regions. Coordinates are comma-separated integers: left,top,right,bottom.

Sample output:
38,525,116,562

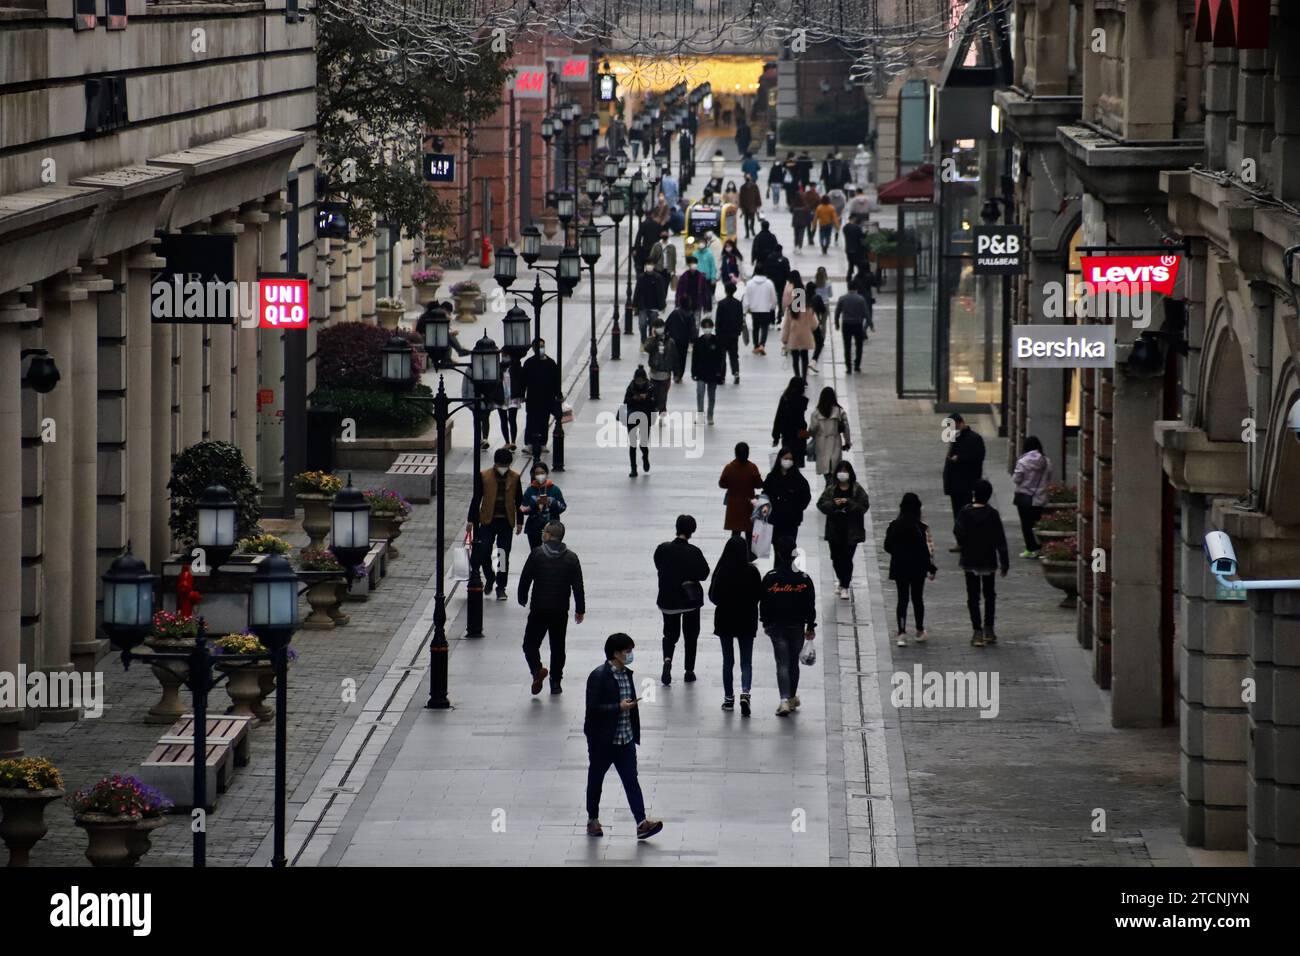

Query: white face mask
495,466,508,476
623,650,634,665
701,326,714,335
781,459,794,470
836,471,851,482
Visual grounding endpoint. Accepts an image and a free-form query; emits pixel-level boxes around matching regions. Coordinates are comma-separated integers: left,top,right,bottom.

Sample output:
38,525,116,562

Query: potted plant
298,548,346,629
376,296,405,330
236,532,291,556
412,267,444,305
293,471,343,550
144,610,199,725
213,632,296,721
1033,507,1078,542
1042,482,1078,511
364,488,412,559
67,774,174,867
449,280,481,322
0,757,65,866
1039,536,1079,608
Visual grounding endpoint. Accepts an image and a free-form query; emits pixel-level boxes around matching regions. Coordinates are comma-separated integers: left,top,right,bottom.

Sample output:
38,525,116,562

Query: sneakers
479,439,490,450
789,695,801,710
707,416,714,426
896,633,906,647
916,630,929,643
530,666,549,695
636,819,664,840
722,697,735,711
839,585,850,600
733,375,740,384
496,588,507,601
1019,549,1039,559
971,629,985,648
775,699,792,717
809,360,818,372
587,820,604,837
983,630,998,645
661,661,672,686
684,671,697,683
740,693,751,717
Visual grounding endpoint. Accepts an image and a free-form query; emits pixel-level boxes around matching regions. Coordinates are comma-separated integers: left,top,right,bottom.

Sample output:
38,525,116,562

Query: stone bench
383,452,437,503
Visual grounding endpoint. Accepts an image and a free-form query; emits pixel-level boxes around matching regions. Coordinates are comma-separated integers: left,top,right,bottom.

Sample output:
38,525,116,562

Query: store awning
877,164,935,205
1193,0,1269,49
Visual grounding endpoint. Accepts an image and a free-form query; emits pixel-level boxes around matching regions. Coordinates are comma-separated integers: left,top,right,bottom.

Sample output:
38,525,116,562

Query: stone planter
453,291,478,323
0,787,64,866
371,512,407,558
303,580,342,629
144,637,193,725
254,668,277,721
415,283,441,305
125,815,168,866
329,582,351,625
1033,528,1074,542
1040,558,1079,608
218,660,274,719
377,306,404,330
298,493,332,550
75,813,140,867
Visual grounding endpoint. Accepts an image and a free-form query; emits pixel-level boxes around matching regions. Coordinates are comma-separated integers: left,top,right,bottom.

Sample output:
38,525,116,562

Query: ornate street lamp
557,191,576,226
631,171,648,205
585,173,605,202
329,475,371,578
579,225,602,266
417,304,451,364
101,545,156,651
558,246,581,292
540,115,555,142
608,185,627,222
604,155,620,182
494,244,517,288
521,224,542,266
503,306,531,355
470,335,502,392
381,335,414,385
196,484,237,571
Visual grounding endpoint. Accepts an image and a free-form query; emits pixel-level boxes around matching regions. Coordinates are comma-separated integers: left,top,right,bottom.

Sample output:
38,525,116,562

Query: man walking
517,520,586,695
943,412,986,533
520,338,560,461
842,214,865,286
741,263,777,355
714,281,745,384
751,217,778,264
953,480,1009,647
655,514,712,685
760,536,816,716
834,278,870,373
691,315,725,425
466,447,524,601
584,633,664,839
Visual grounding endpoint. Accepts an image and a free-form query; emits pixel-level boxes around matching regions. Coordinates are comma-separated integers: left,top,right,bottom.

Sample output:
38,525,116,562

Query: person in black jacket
517,520,586,695
622,365,656,477
953,480,1009,647
653,514,712,685
815,460,870,598
709,536,763,715
664,294,696,383
763,446,812,544
521,338,561,463
714,282,745,384
772,375,809,467
632,262,666,343
760,536,816,716
691,316,726,424
765,246,790,316
884,492,937,647
583,633,664,840
751,218,778,264
943,412,987,544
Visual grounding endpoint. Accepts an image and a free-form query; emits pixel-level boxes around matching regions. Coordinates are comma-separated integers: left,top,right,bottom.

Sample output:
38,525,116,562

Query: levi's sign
1079,254,1181,296
973,225,1025,275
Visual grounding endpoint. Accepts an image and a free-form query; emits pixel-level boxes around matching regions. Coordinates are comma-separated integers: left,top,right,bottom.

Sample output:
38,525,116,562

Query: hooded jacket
1012,450,1052,506
517,540,586,613
623,376,657,423
953,503,1009,574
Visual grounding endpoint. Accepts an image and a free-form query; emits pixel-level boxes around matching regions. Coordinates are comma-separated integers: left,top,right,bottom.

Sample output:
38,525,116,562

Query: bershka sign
973,225,1025,275
258,274,309,329
1080,254,1181,296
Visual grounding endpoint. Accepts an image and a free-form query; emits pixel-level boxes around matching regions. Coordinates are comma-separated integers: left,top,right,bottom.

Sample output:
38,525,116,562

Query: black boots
628,447,638,477
641,447,650,472
629,447,650,477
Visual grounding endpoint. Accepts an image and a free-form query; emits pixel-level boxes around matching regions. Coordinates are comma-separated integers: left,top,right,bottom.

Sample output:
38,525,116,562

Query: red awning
877,163,935,205
1193,0,1269,49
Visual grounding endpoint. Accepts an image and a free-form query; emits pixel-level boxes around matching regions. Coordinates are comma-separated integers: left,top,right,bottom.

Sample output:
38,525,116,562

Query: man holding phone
583,633,664,839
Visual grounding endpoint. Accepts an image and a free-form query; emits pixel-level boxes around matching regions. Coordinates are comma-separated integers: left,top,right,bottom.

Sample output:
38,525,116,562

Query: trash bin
306,404,342,473
765,131,776,157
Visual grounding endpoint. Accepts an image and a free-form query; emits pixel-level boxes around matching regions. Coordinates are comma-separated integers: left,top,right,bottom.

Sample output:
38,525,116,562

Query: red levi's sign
1079,254,1181,296
259,278,309,329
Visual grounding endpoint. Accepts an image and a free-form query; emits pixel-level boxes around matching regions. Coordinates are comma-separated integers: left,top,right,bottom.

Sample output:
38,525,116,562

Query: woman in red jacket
718,441,765,543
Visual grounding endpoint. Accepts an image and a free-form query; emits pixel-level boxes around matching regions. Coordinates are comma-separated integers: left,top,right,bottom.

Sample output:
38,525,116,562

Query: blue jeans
695,380,716,416
586,740,646,823
767,624,805,700
719,636,754,697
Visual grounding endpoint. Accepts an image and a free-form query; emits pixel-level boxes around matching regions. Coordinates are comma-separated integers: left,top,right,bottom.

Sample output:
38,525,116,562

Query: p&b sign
973,225,1025,275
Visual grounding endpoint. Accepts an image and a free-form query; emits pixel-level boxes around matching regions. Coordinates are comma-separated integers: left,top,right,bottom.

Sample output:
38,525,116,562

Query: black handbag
681,580,705,608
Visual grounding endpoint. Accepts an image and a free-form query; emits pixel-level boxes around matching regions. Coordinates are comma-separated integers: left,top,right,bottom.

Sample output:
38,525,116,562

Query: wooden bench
384,452,437,503
137,714,255,809
163,715,254,767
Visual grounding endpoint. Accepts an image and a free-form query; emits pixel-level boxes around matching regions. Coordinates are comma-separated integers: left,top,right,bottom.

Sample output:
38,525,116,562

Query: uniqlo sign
258,276,309,329
1080,254,1181,296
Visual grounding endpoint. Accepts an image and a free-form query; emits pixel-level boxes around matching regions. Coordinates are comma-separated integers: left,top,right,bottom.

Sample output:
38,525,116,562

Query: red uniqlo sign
1079,254,1181,296
259,277,309,329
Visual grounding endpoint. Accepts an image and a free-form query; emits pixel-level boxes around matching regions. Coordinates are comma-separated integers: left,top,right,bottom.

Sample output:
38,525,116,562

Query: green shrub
317,322,426,389
309,384,434,435
168,441,261,545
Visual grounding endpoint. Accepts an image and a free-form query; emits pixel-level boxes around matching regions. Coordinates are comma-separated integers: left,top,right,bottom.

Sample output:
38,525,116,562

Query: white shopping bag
751,518,774,559
800,635,817,666
452,530,471,581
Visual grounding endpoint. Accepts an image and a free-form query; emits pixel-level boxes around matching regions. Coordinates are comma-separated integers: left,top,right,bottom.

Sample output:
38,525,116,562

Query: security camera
1204,531,1237,577
1288,399,1300,444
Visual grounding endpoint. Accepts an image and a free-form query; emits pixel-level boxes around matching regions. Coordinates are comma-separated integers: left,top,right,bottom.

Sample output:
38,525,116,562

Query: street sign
514,68,547,99
150,234,236,324
559,56,589,83
423,153,455,182
973,224,1025,275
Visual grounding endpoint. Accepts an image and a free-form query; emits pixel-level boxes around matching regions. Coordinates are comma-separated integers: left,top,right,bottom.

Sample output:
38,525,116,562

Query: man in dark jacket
466,447,525,600
714,282,745,384
953,480,1009,647
759,536,816,716
632,263,666,343
517,520,586,695
676,255,713,315
664,294,697,383
520,338,561,462
583,633,664,839
751,218,778,264
842,215,864,286
691,316,726,424
835,282,870,373
943,412,987,529
765,245,790,316
654,514,712,685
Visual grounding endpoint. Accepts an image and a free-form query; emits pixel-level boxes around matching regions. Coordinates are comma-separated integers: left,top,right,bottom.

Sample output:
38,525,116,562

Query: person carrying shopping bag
762,446,812,545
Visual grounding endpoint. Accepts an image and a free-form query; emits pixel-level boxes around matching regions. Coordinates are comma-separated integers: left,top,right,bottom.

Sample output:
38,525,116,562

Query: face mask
781,459,794,470
688,265,697,271
836,471,850,482
701,326,714,335
537,348,546,358
623,650,634,665
533,473,546,484
495,466,508,476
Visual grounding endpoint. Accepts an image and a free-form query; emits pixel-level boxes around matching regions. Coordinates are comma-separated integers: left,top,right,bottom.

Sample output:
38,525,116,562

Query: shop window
84,76,128,138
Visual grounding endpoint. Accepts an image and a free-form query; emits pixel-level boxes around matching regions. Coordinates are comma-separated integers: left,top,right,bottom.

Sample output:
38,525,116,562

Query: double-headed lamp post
382,313,503,708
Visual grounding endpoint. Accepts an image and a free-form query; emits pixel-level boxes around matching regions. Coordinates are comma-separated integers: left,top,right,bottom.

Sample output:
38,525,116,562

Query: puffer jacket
517,541,586,613
1012,450,1052,506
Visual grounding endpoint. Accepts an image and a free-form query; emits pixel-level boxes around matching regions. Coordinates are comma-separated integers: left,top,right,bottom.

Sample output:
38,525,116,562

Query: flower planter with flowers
1033,507,1078,543
236,532,291,557
0,757,65,866
413,268,444,305
144,610,199,725
67,774,174,867
1039,536,1079,608
298,549,346,629
213,632,297,721
1040,482,1078,512
364,487,412,558
376,296,405,330
293,471,343,550
449,280,481,322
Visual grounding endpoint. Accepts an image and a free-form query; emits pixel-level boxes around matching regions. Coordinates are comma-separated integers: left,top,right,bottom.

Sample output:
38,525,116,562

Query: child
953,479,1009,646
883,493,936,646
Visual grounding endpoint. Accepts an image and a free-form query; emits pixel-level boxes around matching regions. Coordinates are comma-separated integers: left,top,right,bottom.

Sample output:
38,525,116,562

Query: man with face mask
690,316,725,425
642,319,678,417
466,447,525,600
517,520,585,695
632,261,666,344
521,338,561,463
583,633,664,839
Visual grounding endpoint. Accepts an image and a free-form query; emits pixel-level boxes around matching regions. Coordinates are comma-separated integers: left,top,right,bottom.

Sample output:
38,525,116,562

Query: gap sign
423,153,455,182
258,274,309,329
973,225,1025,275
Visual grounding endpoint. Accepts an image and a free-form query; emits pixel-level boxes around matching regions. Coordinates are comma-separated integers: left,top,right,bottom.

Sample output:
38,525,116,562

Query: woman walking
739,173,762,238
883,492,937,646
768,158,785,206
782,287,818,381
719,441,765,541
1012,435,1052,557
771,376,810,467
816,461,870,599
762,446,812,544
654,515,712,685
499,351,522,450
807,386,850,486
814,193,841,253
519,461,567,551
722,179,739,209
710,536,763,715
622,365,656,477
806,279,829,371
720,239,744,288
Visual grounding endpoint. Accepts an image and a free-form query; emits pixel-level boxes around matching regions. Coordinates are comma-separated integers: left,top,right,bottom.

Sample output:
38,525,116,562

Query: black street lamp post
627,171,648,335
580,224,602,400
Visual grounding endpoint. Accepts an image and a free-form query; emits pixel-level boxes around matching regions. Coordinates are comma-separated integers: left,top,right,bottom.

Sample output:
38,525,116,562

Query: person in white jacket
1011,435,1053,557
741,264,778,355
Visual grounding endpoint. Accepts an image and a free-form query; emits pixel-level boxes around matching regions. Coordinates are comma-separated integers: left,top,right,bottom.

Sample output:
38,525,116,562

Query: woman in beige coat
781,276,819,380
807,386,851,485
